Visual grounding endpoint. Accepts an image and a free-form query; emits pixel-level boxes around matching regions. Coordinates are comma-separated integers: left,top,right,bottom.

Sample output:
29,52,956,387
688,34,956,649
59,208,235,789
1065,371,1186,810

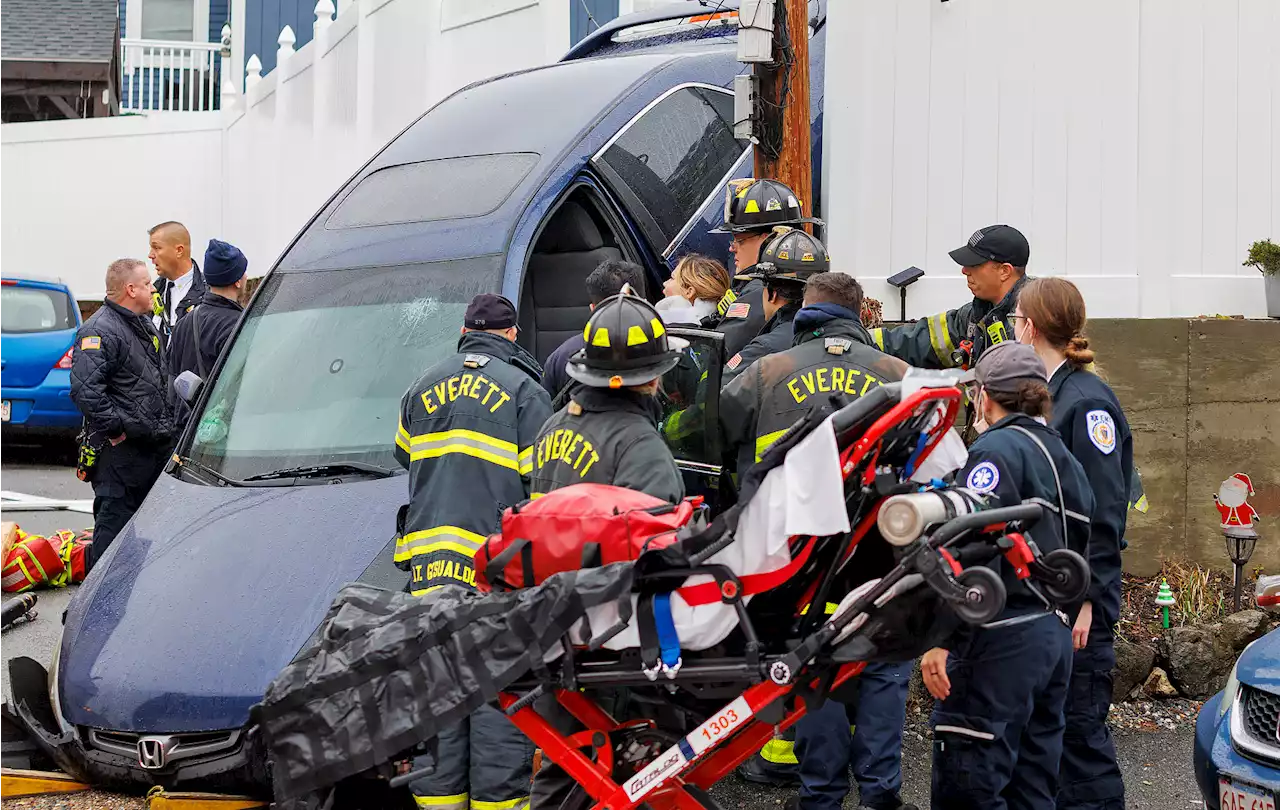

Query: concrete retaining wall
1088,318,1280,575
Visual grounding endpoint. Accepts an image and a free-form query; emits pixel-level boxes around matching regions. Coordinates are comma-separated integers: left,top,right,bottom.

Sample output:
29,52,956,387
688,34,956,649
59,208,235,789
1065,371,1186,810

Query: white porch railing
120,39,224,113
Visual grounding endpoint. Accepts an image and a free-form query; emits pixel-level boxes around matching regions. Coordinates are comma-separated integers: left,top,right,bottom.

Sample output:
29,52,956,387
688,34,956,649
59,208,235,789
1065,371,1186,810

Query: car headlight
47,624,67,731
1218,640,1255,721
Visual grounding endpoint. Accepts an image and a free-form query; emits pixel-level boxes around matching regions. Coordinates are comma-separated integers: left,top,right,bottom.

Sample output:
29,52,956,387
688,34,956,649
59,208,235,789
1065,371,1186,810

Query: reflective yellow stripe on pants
414,793,467,810
471,798,530,810
408,429,521,472
760,737,798,765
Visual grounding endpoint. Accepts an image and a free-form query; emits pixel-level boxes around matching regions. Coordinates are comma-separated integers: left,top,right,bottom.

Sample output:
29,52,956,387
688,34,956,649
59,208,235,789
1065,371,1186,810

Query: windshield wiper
240,462,402,483
172,455,246,487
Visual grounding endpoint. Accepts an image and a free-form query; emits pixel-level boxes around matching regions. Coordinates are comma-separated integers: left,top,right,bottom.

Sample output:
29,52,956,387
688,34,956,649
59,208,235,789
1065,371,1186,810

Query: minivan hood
59,471,402,732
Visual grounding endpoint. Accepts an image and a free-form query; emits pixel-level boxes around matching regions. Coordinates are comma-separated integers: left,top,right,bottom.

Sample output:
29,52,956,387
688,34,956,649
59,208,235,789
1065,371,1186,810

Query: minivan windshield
186,256,503,480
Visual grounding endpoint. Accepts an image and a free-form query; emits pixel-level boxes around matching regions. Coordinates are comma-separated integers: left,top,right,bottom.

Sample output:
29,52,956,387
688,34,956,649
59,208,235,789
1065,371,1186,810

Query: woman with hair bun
1014,277,1132,810
923,341,1094,809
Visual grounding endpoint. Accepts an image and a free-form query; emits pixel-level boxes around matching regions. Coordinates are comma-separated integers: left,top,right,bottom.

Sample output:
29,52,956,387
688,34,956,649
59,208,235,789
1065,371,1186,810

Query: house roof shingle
1,0,118,64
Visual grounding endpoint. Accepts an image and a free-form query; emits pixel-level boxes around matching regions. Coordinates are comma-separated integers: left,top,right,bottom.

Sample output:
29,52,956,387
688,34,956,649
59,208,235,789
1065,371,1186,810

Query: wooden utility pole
753,0,812,218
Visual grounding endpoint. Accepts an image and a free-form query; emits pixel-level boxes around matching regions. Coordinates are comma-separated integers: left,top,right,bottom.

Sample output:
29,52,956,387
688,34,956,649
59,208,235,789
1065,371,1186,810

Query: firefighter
921,342,1094,810
706,178,821,358
394,292,551,810
1014,278,1130,810
870,224,1031,370
529,292,686,503
722,227,827,386
719,272,908,479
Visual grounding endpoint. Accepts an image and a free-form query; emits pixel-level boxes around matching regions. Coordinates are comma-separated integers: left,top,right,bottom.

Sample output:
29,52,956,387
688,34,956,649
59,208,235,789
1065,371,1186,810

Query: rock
1221,610,1269,652
1161,623,1236,698
1112,638,1157,703
1143,667,1179,698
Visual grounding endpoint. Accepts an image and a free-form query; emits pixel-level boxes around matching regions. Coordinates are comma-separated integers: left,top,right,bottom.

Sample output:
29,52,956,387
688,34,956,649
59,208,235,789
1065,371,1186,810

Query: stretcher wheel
952,567,1005,625
1036,548,1090,605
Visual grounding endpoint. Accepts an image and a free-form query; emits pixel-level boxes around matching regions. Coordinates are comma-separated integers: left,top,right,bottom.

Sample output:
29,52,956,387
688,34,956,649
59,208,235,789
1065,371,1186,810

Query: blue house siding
209,0,228,43
245,0,325,77
570,0,618,45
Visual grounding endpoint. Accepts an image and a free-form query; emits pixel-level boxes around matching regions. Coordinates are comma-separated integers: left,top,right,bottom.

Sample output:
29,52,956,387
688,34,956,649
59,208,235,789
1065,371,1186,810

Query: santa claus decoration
1215,473,1260,538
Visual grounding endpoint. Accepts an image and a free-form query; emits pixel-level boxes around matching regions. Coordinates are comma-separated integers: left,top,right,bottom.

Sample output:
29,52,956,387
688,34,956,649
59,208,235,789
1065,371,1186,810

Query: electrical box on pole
736,0,775,63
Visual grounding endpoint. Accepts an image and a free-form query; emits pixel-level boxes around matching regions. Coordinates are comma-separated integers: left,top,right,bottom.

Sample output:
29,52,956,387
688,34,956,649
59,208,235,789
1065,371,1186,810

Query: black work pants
88,439,169,568
1056,621,1124,810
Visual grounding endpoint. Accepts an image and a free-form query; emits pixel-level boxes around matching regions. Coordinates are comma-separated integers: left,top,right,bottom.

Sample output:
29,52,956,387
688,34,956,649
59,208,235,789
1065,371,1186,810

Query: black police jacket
70,299,182,446
152,261,207,346
529,386,684,504
719,316,908,478
958,413,1095,616
1048,363,1133,629
870,275,1028,369
722,303,800,387
394,331,552,595
167,292,244,382
708,277,767,359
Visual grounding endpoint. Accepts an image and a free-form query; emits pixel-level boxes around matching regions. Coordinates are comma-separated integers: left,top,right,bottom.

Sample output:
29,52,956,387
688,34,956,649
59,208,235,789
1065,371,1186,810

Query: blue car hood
59,471,402,732
1239,627,1280,693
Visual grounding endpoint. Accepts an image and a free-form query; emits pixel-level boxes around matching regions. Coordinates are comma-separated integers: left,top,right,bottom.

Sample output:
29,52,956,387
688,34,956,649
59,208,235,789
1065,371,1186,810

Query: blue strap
652,593,681,668
902,430,930,478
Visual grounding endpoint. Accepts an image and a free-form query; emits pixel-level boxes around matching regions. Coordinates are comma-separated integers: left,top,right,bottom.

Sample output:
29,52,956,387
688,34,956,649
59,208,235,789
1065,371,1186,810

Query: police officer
147,221,206,347
529,293,686,502
719,272,908,479
168,240,248,384
871,224,1030,370
1013,278,1130,810
722,227,827,386
394,292,550,810
921,342,1094,810
529,293,686,810
70,259,183,567
707,178,820,358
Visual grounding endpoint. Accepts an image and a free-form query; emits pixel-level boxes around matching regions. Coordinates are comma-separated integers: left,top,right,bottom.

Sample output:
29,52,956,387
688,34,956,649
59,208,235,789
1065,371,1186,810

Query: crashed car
8,1,831,793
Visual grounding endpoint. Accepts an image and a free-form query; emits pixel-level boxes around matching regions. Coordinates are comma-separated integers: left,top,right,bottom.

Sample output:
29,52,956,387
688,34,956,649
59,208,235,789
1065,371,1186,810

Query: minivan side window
594,85,747,254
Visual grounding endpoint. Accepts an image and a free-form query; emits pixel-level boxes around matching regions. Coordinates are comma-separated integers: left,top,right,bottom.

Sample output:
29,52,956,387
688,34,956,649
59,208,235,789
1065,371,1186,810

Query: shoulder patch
824,337,852,355
80,336,101,350
724,302,751,320
965,461,1000,494
726,352,743,370
1086,409,1117,455
462,353,491,369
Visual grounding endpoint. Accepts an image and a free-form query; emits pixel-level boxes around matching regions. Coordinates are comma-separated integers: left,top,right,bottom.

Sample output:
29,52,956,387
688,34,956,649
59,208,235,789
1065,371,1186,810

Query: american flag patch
80,336,101,350
726,353,743,370
725,302,751,319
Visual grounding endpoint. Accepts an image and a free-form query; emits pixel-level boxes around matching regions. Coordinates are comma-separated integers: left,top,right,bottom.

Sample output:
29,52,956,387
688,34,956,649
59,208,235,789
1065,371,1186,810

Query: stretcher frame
498,386,964,810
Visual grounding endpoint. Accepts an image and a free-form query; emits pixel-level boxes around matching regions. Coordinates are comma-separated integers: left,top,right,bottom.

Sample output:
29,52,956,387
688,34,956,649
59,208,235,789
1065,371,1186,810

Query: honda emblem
137,736,173,770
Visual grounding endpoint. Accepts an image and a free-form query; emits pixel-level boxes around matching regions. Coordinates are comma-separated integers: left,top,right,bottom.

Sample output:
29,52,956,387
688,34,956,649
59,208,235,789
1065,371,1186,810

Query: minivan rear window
325,153,540,229
1,285,75,333
186,257,503,480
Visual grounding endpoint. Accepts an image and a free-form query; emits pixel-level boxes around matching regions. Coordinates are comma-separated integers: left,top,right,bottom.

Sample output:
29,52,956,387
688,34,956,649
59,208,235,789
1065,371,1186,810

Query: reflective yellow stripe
926,313,955,366
409,429,517,454
412,444,519,470
798,602,840,616
530,492,546,499
518,446,534,476
754,429,790,462
1131,494,1149,513
396,422,411,452
759,738,797,765
870,327,885,351
471,798,530,810
415,794,468,809
395,526,487,562
408,429,520,470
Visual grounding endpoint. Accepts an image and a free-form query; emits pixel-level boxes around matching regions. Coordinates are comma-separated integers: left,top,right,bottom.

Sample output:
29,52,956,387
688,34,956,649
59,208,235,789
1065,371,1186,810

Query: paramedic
719,272,909,480
528,292,687,810
721,227,827,386
1014,278,1131,810
870,225,1030,370
394,293,551,810
147,221,207,347
70,259,183,566
921,342,1094,809
706,178,820,358
168,240,247,384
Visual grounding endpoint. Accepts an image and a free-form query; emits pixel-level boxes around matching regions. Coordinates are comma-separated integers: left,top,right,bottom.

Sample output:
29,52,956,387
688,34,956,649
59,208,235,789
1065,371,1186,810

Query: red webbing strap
676,540,817,607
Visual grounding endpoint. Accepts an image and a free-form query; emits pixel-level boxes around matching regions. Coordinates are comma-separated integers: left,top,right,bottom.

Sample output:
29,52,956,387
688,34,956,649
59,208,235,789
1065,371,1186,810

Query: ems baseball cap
949,225,1031,268
974,341,1048,393
465,293,518,330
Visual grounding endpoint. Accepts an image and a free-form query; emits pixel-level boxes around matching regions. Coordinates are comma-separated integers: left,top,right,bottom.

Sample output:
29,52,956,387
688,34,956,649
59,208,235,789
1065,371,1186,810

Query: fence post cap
315,0,336,20
278,25,297,47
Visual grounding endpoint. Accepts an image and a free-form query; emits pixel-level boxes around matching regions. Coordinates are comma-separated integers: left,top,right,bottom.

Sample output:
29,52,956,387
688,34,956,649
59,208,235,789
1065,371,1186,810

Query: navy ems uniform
1049,364,1132,810
933,411,1094,810
719,309,907,479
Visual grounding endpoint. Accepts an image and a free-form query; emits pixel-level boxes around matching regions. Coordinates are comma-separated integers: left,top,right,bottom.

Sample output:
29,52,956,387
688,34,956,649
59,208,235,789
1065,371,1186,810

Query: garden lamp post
1215,473,1261,612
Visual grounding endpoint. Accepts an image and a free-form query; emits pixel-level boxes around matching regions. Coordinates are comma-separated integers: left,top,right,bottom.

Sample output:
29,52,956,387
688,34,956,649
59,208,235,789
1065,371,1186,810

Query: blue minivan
10,2,830,791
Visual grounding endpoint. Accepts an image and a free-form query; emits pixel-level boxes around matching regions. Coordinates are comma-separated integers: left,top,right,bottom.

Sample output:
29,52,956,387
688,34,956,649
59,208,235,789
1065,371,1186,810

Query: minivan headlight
1219,640,1255,721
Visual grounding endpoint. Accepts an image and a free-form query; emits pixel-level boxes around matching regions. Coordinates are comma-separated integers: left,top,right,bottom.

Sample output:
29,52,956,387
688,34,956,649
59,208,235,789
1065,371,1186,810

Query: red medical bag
1,529,67,593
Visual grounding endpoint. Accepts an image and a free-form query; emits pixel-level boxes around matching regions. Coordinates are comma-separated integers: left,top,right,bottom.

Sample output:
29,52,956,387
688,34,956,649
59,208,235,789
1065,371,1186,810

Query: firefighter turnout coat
394,331,552,595
870,275,1028,369
720,313,909,478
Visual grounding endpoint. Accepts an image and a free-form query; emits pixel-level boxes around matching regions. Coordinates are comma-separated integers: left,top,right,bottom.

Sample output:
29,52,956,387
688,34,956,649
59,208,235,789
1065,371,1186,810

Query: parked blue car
1195,626,1280,809
8,2,831,793
0,277,83,438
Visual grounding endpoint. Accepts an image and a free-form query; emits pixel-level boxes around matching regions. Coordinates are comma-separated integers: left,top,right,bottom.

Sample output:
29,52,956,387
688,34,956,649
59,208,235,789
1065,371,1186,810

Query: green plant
1162,560,1229,626
1244,239,1280,277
